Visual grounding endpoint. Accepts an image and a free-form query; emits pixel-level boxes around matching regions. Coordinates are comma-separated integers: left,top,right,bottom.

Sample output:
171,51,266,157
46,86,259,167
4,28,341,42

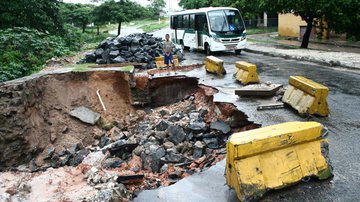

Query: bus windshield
208,9,245,33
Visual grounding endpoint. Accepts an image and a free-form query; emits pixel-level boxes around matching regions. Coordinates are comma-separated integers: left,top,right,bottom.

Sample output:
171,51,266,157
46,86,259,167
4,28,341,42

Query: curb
244,48,359,71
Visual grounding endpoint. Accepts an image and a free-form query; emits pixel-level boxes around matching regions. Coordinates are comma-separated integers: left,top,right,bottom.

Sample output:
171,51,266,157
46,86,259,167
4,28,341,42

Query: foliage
0,27,81,82
0,0,64,34
60,3,95,33
92,0,145,35
140,22,170,32
325,0,360,40
179,0,212,9
147,0,166,17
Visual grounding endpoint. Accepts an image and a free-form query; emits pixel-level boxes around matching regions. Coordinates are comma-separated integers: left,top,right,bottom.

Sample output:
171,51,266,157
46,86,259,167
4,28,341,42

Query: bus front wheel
235,49,242,55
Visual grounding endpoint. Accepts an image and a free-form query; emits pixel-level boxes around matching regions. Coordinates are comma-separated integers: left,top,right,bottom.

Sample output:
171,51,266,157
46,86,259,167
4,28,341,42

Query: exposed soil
0,68,258,201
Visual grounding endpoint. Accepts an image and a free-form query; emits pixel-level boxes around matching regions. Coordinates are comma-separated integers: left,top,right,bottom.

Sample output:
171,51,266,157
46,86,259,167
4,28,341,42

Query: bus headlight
240,35,246,41
213,37,221,42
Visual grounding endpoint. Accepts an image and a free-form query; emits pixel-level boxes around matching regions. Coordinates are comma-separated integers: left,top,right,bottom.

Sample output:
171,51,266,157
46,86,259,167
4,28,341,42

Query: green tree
148,0,166,17
325,0,360,41
260,0,330,48
0,0,64,34
93,0,143,36
179,0,212,9
60,3,94,33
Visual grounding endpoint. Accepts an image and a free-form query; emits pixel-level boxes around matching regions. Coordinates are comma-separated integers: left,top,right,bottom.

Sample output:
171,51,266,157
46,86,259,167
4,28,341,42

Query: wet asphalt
134,50,360,202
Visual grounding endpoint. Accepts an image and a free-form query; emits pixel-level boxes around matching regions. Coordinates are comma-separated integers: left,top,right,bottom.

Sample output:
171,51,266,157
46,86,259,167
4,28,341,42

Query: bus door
195,14,208,48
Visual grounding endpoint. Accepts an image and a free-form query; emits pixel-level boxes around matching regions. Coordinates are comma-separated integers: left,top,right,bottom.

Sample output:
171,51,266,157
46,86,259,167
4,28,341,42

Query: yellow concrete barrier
226,121,333,201
204,56,226,75
155,55,179,68
235,61,260,84
282,76,329,116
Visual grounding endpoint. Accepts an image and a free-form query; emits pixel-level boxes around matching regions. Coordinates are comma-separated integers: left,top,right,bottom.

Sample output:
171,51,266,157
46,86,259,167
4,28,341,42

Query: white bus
170,7,247,55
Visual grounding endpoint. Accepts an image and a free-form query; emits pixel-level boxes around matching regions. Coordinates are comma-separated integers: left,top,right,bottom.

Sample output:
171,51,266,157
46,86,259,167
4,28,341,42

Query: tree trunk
301,17,314,48
117,21,122,36
97,25,100,35
82,24,86,33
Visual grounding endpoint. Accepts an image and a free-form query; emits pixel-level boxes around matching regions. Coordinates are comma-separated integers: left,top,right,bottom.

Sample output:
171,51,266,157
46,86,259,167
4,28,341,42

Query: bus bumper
211,39,247,52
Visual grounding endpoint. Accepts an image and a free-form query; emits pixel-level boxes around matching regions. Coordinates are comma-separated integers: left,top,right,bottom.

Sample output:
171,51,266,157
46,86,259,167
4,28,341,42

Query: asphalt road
134,50,360,202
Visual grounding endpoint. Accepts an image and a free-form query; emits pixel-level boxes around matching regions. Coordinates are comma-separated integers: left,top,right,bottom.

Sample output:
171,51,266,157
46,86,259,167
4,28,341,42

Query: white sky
63,0,181,11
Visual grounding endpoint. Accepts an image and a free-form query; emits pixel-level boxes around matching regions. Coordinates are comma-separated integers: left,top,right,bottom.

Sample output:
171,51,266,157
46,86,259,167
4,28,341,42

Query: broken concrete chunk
168,125,186,144
210,120,231,134
155,120,171,131
69,106,100,125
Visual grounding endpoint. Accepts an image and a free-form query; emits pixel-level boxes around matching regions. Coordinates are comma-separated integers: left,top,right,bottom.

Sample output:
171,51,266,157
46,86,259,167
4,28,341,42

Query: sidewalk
245,33,360,70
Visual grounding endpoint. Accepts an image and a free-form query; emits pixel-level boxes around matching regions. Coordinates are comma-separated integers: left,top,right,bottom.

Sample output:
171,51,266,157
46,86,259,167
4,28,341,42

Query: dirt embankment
0,71,134,169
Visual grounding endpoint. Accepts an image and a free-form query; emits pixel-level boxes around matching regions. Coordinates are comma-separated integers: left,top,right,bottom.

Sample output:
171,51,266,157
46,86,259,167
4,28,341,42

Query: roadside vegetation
246,27,278,35
0,0,165,83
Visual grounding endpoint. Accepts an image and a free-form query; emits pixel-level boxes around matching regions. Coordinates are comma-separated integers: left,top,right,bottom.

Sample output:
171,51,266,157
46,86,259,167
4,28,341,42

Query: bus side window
171,16,178,29
177,15,183,29
183,15,189,29
190,14,195,30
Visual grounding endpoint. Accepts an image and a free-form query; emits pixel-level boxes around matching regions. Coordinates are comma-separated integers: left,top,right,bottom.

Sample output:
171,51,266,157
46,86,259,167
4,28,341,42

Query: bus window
183,15,189,29
171,16,177,29
196,14,208,33
177,15,183,29
189,14,195,29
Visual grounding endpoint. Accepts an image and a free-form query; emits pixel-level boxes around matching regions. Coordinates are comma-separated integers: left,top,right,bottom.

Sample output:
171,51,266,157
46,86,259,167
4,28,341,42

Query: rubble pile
83,33,184,69
79,94,242,200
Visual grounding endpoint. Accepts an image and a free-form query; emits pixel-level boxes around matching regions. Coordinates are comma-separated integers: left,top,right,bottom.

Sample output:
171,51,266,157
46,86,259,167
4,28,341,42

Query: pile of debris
83,33,184,69
81,94,239,200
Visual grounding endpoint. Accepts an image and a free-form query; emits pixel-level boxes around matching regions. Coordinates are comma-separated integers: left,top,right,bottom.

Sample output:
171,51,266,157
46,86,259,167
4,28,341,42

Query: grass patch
140,23,169,33
71,63,93,72
247,27,278,35
120,65,134,72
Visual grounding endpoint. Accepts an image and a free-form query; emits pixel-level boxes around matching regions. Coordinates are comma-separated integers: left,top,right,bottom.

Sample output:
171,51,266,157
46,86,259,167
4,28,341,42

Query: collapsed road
134,51,360,201
0,48,359,201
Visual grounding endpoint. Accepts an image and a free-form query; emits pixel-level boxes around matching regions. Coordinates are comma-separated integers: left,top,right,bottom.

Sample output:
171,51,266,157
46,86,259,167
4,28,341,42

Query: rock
103,140,138,157
69,106,100,125
210,120,231,134
29,159,38,172
102,157,123,168
69,149,89,166
203,138,219,149
154,131,168,140
155,120,171,131
82,151,107,166
93,187,127,202
95,48,104,56
160,164,168,173
188,121,208,133
133,145,144,156
193,141,205,159
109,50,120,58
128,155,142,172
165,151,185,163
168,125,186,145
168,112,184,122
163,141,175,149
99,136,111,148
85,52,96,63
159,109,169,116
68,143,79,155
113,56,126,63
45,147,55,159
